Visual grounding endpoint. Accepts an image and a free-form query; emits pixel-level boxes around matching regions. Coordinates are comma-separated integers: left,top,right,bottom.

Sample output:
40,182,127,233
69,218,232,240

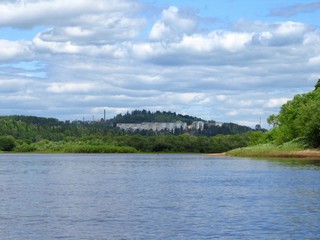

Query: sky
0,0,320,128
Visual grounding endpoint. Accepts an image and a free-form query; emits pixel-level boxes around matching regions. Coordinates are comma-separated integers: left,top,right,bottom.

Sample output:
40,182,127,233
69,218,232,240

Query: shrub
15,143,37,152
0,136,16,151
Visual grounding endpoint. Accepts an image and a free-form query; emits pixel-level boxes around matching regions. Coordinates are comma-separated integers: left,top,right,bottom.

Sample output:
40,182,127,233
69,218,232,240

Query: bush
15,143,37,152
0,136,16,151
64,144,138,153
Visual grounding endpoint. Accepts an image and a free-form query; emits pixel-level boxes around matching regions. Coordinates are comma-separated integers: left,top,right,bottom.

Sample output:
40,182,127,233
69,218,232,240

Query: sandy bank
206,153,226,156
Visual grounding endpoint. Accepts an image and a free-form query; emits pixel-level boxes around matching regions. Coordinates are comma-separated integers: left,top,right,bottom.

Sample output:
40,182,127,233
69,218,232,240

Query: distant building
117,121,187,132
191,121,205,131
206,121,224,128
215,122,223,127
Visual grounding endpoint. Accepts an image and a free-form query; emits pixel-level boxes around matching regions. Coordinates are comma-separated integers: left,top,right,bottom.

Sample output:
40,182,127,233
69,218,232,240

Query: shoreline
1,150,320,159
226,148,320,160
207,152,226,156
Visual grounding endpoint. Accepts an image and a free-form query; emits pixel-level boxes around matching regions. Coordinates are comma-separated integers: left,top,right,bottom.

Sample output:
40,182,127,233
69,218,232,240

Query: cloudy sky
1,0,320,127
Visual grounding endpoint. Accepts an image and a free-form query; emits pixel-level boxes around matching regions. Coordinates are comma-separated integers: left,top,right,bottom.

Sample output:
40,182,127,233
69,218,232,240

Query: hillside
111,110,253,136
111,110,203,125
0,110,255,140
0,110,259,153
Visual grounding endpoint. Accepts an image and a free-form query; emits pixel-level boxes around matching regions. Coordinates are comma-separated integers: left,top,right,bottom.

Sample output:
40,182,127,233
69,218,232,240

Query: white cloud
216,95,228,101
38,16,144,44
308,55,320,65
0,3,319,127
0,40,31,61
0,0,141,27
149,6,196,41
179,31,252,52
265,98,290,108
47,82,97,93
33,35,81,54
274,21,307,36
0,0,144,45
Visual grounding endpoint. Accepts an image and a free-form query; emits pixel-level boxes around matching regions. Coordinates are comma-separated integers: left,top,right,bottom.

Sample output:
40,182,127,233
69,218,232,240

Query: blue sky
0,0,320,127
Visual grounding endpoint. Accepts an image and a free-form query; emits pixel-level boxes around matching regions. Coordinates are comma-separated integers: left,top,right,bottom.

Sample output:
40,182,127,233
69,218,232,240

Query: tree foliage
0,136,16,151
267,81,320,147
314,79,320,90
0,110,258,153
111,110,203,124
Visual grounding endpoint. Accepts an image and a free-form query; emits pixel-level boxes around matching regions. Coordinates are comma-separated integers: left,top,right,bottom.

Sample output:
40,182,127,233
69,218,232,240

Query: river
0,154,319,239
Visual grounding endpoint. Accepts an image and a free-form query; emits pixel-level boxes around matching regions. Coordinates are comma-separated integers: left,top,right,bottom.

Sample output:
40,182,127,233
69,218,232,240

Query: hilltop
110,110,255,136
0,110,255,138
110,110,203,124
0,110,261,153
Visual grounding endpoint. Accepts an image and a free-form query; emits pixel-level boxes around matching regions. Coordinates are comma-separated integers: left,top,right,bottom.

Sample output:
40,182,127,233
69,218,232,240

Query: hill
111,109,254,136
111,110,203,125
0,110,255,140
0,111,259,153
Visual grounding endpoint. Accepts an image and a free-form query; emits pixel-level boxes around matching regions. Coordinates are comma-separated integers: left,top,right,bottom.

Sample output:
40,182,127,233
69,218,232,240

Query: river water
0,154,319,239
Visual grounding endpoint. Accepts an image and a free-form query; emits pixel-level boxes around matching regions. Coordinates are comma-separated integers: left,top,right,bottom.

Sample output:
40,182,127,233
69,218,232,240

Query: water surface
0,154,319,239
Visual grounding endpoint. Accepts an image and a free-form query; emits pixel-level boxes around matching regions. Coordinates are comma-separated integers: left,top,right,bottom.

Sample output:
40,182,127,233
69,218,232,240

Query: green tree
315,79,320,90
0,136,16,151
267,81,320,147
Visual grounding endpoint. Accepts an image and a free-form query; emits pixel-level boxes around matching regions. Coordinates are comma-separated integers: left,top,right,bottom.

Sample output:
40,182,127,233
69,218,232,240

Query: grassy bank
13,140,138,154
226,142,320,159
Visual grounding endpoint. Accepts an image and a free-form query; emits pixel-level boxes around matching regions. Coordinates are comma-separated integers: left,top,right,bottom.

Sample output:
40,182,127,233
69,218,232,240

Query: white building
215,122,223,127
191,121,205,131
117,121,187,132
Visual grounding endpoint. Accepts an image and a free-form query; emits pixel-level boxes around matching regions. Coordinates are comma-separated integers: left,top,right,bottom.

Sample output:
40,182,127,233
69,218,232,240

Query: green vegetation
1,133,251,154
267,81,320,148
0,110,259,153
112,110,253,136
228,79,320,159
2,78,319,156
227,141,305,158
111,110,202,125
0,136,16,151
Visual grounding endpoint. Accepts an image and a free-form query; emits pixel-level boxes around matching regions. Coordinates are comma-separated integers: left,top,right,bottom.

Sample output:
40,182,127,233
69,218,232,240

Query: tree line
0,111,259,153
265,79,320,148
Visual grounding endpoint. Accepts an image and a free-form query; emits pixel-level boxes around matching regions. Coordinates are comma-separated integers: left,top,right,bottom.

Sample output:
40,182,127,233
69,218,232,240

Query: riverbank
226,143,320,159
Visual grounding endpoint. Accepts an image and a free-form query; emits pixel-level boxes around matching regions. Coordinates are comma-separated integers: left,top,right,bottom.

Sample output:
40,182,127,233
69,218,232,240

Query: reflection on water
0,154,319,240
259,157,320,169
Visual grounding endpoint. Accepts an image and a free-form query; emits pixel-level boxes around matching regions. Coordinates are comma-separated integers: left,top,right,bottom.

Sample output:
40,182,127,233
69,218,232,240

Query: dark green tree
267,80,320,147
0,136,16,151
315,79,320,90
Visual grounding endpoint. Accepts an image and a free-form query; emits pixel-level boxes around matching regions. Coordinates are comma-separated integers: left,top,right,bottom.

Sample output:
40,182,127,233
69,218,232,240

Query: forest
0,110,258,153
2,78,319,155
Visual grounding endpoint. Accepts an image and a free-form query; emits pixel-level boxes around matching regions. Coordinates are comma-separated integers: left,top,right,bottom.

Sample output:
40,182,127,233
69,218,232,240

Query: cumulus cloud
132,20,318,67
0,40,32,61
179,31,252,52
0,0,144,45
149,6,197,41
0,2,320,126
0,0,140,27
